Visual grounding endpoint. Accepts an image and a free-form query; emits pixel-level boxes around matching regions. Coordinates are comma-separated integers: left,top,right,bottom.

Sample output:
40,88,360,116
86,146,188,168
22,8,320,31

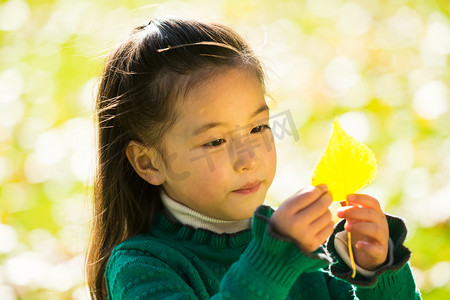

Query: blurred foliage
0,0,449,299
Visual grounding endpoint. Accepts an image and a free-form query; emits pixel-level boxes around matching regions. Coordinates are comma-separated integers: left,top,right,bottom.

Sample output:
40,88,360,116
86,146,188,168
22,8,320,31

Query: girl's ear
126,140,165,185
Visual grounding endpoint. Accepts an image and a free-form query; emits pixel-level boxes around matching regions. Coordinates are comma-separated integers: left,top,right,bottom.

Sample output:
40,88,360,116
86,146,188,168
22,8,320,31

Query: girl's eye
203,138,226,148
251,124,271,133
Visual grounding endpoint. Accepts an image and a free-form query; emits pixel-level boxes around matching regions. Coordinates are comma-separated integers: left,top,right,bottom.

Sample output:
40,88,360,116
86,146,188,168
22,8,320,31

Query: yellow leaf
312,118,377,202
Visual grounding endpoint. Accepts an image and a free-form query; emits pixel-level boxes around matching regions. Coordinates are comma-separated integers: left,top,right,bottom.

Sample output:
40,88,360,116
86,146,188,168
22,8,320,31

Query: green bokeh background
0,0,449,299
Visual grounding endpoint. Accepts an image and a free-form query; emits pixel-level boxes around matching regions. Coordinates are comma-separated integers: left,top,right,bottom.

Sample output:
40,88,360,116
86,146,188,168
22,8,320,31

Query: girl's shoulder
104,229,209,299
112,232,155,253
105,230,186,285
107,232,166,268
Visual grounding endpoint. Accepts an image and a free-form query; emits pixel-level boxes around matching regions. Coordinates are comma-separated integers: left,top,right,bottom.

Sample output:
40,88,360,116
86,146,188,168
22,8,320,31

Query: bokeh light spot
325,56,359,91
0,0,30,31
337,3,373,37
429,261,450,288
0,224,18,253
387,139,415,171
413,80,449,120
425,19,450,56
339,111,371,142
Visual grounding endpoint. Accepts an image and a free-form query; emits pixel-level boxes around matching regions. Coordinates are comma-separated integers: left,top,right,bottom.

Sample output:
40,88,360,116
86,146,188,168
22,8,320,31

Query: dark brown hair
86,17,265,299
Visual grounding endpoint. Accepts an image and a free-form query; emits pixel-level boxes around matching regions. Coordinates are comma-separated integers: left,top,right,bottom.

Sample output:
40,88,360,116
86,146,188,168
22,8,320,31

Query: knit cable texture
105,206,421,299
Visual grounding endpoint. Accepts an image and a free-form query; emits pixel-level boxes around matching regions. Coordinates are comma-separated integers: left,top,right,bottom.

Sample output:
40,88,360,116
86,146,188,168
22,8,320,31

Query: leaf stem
347,198,356,278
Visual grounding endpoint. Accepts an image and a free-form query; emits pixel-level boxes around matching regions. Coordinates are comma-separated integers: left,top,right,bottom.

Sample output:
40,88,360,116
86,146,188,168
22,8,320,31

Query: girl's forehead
185,66,262,95
170,69,267,136
180,68,264,110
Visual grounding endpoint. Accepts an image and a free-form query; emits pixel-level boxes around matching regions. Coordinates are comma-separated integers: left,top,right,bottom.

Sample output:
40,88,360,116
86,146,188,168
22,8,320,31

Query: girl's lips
233,181,261,194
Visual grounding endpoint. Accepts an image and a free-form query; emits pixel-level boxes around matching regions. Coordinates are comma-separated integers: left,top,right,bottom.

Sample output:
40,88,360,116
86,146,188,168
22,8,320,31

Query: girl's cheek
267,141,277,181
188,148,230,176
211,155,233,178
264,136,277,161
264,131,276,152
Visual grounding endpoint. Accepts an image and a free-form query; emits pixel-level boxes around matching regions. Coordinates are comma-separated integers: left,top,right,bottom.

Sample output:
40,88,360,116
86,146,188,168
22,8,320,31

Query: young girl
87,18,421,299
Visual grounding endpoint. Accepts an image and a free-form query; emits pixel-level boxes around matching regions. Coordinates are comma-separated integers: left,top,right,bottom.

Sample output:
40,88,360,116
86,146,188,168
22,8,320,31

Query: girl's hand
270,185,334,252
337,194,389,271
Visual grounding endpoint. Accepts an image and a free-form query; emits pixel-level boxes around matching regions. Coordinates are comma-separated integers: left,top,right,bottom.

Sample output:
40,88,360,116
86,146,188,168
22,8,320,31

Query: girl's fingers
282,184,329,213
355,241,388,270
307,208,333,235
356,241,387,259
345,221,388,246
299,192,333,225
345,194,383,213
315,219,335,244
337,206,386,224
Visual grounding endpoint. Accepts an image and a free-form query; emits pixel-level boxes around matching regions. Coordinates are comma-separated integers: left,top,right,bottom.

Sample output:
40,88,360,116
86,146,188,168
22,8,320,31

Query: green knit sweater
105,205,421,299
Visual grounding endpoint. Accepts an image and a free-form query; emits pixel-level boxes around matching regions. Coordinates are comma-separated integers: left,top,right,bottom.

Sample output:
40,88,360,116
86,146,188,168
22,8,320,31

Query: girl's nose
232,139,261,172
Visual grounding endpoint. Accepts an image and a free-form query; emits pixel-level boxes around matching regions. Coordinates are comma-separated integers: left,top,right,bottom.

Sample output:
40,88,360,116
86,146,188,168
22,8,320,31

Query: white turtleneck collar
160,190,251,234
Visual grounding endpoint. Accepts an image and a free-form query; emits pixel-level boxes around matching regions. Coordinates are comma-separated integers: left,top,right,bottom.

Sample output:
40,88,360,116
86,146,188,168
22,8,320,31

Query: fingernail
317,184,328,192
347,194,356,202
356,241,369,249
344,222,351,231
301,185,315,193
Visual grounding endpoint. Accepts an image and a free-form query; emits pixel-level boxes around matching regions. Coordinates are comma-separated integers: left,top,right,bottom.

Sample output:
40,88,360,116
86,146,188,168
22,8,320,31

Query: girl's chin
230,202,265,220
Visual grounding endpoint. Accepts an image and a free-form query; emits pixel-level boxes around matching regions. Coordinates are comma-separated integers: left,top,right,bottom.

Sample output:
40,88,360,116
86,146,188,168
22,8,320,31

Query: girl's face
159,67,277,221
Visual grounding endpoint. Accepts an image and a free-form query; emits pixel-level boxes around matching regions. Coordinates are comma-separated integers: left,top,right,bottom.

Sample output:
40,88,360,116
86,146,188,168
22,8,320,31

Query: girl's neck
160,190,251,234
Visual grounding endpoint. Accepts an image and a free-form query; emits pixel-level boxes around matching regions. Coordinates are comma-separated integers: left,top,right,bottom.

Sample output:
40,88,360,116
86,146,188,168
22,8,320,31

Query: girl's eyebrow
191,104,269,136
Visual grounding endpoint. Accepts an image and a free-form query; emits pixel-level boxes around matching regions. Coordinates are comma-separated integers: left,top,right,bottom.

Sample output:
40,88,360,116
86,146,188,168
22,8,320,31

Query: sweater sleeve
326,213,422,299
214,205,332,299
105,205,333,299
